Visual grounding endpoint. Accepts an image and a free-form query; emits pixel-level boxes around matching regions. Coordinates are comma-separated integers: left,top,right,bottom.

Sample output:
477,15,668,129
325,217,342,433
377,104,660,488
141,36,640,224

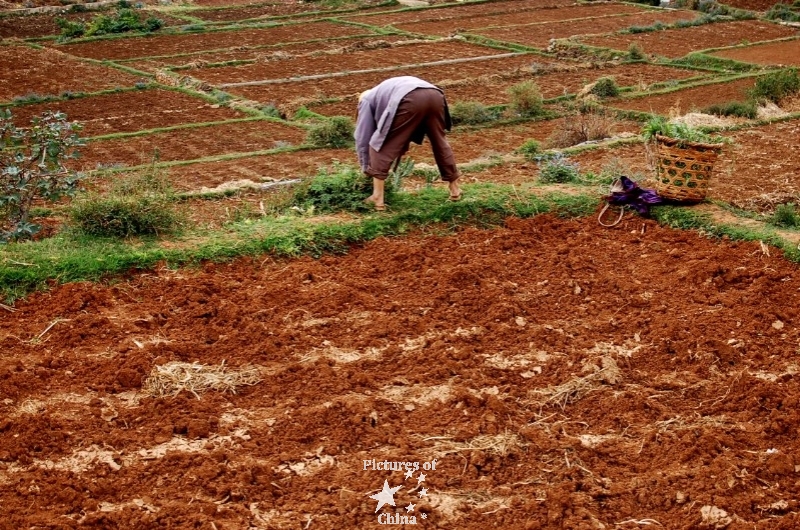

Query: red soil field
405,117,641,164
2,215,800,528
720,0,795,11
395,3,652,36
579,19,798,59
341,0,576,27
471,9,701,49
192,41,513,85
121,35,413,73
0,11,186,39
308,63,708,117
161,148,349,192
188,1,391,21
608,77,757,115
8,88,248,137
710,38,800,67
77,120,307,170
341,0,575,26
3,4,800,528
51,21,373,61
0,45,141,103
226,54,546,107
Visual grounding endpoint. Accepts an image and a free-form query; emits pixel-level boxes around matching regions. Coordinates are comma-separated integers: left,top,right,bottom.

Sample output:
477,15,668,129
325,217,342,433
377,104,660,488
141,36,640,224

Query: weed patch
538,153,581,184
450,101,496,125
291,163,382,214
507,81,544,118
69,166,182,238
769,203,800,229
306,116,355,148
748,68,800,105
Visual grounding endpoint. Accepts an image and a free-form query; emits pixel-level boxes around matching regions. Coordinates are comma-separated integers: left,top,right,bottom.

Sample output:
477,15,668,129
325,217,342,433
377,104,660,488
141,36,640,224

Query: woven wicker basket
653,134,724,202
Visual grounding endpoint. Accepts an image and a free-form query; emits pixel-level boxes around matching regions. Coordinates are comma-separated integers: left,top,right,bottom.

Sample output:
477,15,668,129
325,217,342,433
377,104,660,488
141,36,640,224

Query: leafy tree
1,111,84,242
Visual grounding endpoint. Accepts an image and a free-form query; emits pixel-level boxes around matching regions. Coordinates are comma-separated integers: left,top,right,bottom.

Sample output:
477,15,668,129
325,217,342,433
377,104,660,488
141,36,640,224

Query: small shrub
515,139,541,161
69,167,181,238
698,0,728,15
628,21,666,33
590,77,620,98
450,101,494,125
748,68,800,104
59,7,163,39
292,163,390,213
507,81,544,118
628,42,645,60
1,110,84,242
56,17,86,38
212,92,231,105
306,116,355,148
261,104,284,119
538,153,580,184
546,107,616,148
674,18,701,28
770,203,800,228
703,101,757,119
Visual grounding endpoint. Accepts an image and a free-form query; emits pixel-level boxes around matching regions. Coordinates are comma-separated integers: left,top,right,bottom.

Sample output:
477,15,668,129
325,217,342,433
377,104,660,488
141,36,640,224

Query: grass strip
0,185,596,302
4,181,800,302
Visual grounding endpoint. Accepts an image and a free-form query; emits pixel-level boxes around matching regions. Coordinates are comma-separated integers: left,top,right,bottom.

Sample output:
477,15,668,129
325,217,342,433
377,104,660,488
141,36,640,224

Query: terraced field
1,0,800,527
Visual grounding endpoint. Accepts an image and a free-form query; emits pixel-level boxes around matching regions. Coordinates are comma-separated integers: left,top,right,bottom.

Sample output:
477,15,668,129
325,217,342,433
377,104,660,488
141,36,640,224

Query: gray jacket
354,76,450,172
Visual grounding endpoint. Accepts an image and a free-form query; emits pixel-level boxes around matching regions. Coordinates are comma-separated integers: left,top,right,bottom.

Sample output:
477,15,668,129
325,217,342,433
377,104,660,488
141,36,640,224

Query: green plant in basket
641,116,727,146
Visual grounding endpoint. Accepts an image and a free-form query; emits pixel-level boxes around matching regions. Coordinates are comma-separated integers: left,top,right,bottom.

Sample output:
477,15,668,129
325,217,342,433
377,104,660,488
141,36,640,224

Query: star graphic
369,480,402,513
418,487,428,498
404,469,414,480
417,473,426,484
406,502,416,513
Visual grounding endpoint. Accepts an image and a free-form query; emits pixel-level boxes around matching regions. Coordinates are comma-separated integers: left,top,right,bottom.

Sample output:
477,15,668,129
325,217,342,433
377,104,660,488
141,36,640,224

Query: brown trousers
366,88,459,182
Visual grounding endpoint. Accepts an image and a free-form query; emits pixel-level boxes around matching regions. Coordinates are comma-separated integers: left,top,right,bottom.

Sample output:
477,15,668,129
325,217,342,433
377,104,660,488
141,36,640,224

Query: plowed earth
2,216,800,529
470,10,701,49
339,0,576,27
121,36,414,73
191,41,511,85
51,21,371,61
308,63,707,117
0,11,186,39
392,3,649,35
710,38,800,67
579,20,798,59
0,46,141,103
9,88,248,137
4,2,800,527
76,120,306,170
608,77,758,115
226,54,545,108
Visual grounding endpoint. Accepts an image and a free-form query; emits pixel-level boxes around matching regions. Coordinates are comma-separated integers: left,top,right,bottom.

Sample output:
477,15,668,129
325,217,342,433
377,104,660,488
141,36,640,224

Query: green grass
5,178,800,302
0,184,596,302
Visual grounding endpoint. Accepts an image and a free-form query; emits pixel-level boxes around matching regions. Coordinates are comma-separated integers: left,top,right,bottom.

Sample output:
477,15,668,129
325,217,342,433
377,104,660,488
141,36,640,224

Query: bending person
355,76,461,211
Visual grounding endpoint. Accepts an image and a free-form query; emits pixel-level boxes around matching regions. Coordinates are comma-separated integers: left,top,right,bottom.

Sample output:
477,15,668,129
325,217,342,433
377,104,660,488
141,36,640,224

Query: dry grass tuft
142,362,262,399
530,356,622,409
426,431,524,458
545,109,617,148
653,414,729,433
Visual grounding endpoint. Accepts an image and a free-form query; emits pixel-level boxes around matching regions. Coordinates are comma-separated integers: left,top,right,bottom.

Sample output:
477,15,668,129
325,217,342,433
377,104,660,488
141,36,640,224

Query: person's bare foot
448,180,462,201
363,196,386,211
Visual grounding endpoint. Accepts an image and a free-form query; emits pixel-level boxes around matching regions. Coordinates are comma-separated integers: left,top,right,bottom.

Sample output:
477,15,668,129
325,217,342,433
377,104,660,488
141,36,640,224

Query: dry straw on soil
425,431,524,458
530,356,622,410
142,361,262,399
